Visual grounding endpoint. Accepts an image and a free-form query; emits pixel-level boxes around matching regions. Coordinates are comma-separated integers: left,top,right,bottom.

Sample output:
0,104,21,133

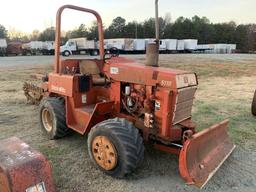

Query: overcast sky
1,0,256,33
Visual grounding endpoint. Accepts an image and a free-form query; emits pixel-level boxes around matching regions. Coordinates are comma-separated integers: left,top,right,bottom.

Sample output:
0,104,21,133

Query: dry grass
158,54,256,77
193,76,256,148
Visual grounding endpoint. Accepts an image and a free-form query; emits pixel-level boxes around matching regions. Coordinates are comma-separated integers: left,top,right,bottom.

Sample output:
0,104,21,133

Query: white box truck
184,39,198,52
42,41,55,55
104,38,135,52
0,38,7,56
177,40,185,52
105,38,145,53
163,39,177,53
22,41,45,55
60,38,98,56
159,40,167,51
205,44,237,54
133,39,146,53
104,39,125,50
123,39,134,51
227,44,237,54
213,44,228,54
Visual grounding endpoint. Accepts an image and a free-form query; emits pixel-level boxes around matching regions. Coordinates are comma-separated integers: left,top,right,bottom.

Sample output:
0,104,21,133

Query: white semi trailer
22,41,55,55
104,39,125,50
206,44,237,54
22,41,45,55
61,38,99,56
0,38,7,56
177,40,185,52
132,39,146,53
42,41,55,55
163,39,178,53
184,39,198,52
105,38,146,53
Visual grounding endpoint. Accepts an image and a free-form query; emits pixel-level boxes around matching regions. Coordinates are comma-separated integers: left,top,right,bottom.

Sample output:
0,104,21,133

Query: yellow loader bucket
179,120,236,188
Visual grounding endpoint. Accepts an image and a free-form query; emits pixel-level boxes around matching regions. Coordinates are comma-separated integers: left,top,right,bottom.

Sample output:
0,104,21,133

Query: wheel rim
65,51,69,56
42,108,53,132
92,136,117,170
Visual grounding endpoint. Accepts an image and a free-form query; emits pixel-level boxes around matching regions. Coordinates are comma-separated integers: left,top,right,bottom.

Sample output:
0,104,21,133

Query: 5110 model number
160,80,172,87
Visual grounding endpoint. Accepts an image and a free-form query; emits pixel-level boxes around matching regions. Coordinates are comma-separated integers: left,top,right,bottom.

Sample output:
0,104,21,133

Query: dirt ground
0,54,256,192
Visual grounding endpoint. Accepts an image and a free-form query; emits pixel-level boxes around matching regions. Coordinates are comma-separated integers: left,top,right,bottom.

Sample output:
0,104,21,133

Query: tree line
1,15,256,52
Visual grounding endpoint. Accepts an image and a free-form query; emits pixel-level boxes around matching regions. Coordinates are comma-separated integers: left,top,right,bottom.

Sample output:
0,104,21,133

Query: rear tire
63,50,70,57
88,118,144,178
252,90,256,116
39,97,70,139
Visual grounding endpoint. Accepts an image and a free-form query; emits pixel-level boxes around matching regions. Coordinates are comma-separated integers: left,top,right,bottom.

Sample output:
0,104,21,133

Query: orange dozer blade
179,119,236,188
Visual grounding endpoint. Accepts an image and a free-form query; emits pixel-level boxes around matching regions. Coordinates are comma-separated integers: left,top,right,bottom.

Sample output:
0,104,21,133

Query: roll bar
54,5,105,73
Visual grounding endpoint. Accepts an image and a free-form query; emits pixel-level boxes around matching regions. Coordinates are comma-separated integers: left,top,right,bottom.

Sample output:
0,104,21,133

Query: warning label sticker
26,182,46,192
110,67,119,75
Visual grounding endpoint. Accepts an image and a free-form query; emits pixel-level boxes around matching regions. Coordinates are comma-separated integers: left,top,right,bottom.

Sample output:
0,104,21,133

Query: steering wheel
103,47,120,62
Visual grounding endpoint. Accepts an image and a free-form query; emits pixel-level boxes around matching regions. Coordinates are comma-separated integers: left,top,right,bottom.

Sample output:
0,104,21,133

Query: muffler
146,43,159,67
146,0,160,67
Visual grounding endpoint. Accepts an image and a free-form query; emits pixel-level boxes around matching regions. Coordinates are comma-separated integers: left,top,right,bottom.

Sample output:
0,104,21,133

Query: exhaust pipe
146,0,160,67
155,0,160,42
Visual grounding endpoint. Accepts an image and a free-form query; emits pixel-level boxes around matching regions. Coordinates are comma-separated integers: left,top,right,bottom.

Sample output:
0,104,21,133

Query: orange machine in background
0,137,55,192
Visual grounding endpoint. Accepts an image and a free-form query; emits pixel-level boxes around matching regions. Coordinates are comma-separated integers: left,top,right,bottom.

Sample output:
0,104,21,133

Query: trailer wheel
39,97,70,139
88,118,144,178
90,50,99,56
252,90,256,116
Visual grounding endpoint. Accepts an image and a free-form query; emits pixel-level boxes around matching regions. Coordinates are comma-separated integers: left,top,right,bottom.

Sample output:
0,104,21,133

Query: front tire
88,118,144,178
39,97,70,139
252,90,256,116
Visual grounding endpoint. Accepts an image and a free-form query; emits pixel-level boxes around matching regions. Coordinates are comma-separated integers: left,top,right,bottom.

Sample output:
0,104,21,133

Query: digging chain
23,82,44,105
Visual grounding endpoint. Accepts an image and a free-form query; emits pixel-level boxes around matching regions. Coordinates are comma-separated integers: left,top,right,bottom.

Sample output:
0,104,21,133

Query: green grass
37,135,89,190
193,99,256,148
